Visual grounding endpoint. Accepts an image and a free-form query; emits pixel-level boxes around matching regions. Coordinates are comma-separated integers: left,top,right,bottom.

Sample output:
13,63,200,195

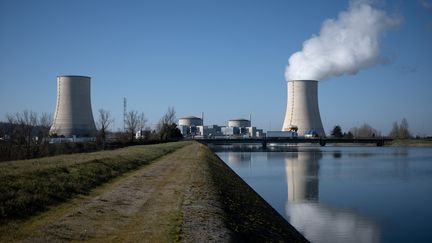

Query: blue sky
1,0,432,135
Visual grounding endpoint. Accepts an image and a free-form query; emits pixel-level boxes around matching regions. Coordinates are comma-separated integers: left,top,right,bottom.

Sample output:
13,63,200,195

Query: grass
0,141,190,221
389,138,432,146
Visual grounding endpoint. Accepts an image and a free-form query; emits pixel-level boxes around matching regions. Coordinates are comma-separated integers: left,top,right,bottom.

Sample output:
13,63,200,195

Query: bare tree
98,109,114,148
388,121,399,138
38,112,52,144
350,123,380,138
14,110,38,147
157,107,176,132
388,118,411,139
399,118,411,139
125,110,140,142
136,112,148,140
157,107,182,140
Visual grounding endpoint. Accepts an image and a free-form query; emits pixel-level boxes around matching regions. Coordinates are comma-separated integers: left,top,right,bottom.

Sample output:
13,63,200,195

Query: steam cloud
285,0,402,81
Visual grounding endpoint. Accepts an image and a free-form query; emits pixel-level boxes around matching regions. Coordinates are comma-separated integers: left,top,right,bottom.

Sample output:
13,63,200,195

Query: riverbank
388,138,432,147
0,142,307,242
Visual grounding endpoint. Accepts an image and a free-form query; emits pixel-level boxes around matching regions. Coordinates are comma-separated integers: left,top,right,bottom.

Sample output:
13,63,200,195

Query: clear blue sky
1,0,432,135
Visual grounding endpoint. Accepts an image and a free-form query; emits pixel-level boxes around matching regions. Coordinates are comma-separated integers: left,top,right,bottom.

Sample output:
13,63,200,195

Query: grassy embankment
0,141,190,221
389,138,432,147
1,141,307,242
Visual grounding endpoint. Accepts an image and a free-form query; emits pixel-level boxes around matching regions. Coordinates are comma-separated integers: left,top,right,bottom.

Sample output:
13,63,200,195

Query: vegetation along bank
0,141,308,242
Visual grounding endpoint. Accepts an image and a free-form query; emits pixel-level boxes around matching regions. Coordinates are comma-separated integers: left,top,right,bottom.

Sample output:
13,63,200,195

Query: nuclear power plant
282,80,325,137
50,75,97,137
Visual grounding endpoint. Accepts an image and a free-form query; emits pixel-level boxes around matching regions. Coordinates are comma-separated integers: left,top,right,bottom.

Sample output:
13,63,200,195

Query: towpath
3,142,308,242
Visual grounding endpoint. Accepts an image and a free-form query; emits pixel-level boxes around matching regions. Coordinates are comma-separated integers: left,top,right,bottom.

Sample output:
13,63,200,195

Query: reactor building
50,75,97,137
282,80,325,137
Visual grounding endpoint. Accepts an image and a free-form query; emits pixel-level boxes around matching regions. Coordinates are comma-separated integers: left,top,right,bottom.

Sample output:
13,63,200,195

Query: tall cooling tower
282,80,325,137
50,75,96,137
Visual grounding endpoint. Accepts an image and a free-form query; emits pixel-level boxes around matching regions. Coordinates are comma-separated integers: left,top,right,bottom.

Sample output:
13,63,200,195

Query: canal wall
199,143,309,242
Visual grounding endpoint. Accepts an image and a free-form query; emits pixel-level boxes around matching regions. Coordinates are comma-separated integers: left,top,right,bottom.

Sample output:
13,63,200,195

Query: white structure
228,118,251,128
179,116,203,127
50,75,96,137
178,116,203,137
282,80,325,137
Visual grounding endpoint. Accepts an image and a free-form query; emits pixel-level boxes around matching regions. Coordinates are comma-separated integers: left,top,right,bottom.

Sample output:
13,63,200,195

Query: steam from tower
285,0,402,81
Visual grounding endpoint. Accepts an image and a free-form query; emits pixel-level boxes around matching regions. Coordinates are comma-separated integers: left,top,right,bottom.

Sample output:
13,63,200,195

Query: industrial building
49,75,97,138
177,116,203,137
282,80,325,137
179,116,264,138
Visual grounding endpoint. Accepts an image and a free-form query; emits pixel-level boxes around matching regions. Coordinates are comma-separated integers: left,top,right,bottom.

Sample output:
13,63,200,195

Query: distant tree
350,123,380,138
16,110,38,146
388,118,411,139
331,125,343,138
125,110,140,142
399,118,411,139
136,112,148,140
37,112,52,144
97,109,114,148
157,107,176,131
388,121,399,138
4,110,38,158
157,107,182,140
345,131,354,139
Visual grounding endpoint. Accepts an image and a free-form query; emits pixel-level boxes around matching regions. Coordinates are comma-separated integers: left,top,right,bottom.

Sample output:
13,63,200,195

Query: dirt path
3,142,308,242
11,143,230,242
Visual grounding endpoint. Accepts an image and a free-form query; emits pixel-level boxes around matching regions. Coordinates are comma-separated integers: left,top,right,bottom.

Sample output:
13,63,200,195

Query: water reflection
227,152,251,167
284,149,380,243
215,146,432,243
285,150,321,202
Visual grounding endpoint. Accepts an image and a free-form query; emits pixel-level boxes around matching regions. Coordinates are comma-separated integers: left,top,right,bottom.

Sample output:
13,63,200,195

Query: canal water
214,145,432,243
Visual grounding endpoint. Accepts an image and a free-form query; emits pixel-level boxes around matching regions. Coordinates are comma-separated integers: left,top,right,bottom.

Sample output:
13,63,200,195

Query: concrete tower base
282,80,325,137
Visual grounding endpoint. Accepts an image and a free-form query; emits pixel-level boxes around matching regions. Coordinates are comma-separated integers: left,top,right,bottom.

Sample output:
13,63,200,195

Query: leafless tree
157,107,182,140
157,107,176,132
97,109,114,148
388,118,411,139
136,112,148,140
125,110,140,142
350,123,380,138
38,112,52,144
388,121,399,138
399,118,411,138
14,110,38,146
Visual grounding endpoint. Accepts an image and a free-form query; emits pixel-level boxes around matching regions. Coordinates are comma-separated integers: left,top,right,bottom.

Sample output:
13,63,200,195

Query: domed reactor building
50,75,96,137
282,80,325,137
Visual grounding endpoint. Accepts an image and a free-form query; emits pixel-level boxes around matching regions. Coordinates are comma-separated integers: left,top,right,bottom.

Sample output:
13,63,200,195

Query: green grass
0,141,190,221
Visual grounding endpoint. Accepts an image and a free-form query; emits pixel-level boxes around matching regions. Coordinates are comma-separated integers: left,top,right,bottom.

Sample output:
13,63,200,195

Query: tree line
330,118,412,139
0,107,182,161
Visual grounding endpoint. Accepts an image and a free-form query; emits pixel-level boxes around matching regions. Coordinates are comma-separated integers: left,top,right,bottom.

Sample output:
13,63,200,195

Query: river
214,145,432,243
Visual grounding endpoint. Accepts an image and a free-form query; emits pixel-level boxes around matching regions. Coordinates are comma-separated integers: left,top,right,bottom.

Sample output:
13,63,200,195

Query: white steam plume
285,0,402,81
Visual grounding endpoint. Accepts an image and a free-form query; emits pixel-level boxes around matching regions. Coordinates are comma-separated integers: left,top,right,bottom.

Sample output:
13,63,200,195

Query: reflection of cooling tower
227,152,252,167
285,151,321,202
50,75,96,137
282,80,325,137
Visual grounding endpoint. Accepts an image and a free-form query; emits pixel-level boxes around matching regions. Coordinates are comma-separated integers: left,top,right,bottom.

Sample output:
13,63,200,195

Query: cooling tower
282,80,325,137
50,75,96,137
